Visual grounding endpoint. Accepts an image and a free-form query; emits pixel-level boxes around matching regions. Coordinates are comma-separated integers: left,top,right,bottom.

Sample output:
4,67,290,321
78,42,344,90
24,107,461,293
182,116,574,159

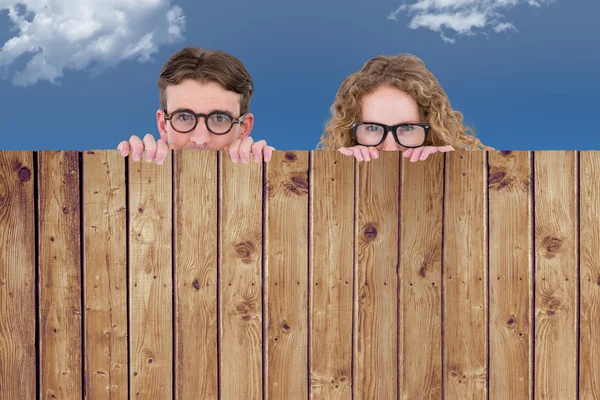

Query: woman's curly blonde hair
317,54,494,151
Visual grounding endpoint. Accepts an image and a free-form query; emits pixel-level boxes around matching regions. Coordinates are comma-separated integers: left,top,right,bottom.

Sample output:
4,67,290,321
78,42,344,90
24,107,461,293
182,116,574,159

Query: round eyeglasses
352,122,430,148
164,109,246,135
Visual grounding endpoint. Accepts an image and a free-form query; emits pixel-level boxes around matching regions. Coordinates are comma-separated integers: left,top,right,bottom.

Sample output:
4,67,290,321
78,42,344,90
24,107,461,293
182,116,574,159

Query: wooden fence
0,149,599,400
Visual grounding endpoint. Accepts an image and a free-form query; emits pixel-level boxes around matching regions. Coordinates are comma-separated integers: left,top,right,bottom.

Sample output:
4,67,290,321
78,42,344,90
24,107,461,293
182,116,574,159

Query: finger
129,135,144,161
239,137,254,164
352,147,365,161
143,134,157,162
402,148,413,158
440,145,455,152
370,147,379,159
410,147,423,162
360,146,371,161
228,139,242,163
251,140,266,163
265,146,275,163
117,141,130,157
338,147,353,156
155,139,169,165
419,147,434,161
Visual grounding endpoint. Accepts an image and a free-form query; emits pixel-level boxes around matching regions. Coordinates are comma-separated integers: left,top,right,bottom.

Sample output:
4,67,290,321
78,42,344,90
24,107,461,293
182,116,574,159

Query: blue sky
0,0,598,151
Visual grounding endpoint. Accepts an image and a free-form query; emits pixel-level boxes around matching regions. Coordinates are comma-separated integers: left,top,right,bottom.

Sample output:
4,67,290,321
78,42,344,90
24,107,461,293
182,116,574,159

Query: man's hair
158,46,254,115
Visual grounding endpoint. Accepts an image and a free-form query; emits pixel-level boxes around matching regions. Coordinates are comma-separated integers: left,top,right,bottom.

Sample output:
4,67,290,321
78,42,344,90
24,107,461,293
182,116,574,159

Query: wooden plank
219,151,263,400
0,151,36,399
38,150,82,399
264,150,309,399
353,152,398,399
443,150,487,399
309,151,354,399
488,151,533,400
399,152,444,399
173,150,218,400
580,150,600,398
129,153,173,399
82,150,128,399
533,151,578,399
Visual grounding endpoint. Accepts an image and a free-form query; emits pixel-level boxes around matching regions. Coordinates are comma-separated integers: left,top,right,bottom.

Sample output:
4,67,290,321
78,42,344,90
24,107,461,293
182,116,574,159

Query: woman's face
358,85,423,151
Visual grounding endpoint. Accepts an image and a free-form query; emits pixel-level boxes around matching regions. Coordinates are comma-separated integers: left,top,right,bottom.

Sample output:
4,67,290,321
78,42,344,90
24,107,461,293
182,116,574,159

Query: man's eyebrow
170,108,236,116
207,109,235,116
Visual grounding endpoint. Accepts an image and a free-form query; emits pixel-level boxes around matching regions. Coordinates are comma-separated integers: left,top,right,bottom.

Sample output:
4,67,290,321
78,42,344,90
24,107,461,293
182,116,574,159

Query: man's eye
210,114,231,124
177,113,194,121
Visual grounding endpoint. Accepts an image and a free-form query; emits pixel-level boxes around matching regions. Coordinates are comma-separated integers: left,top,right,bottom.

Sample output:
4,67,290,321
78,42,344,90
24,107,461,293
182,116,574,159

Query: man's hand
338,145,455,162
225,136,275,163
117,134,170,165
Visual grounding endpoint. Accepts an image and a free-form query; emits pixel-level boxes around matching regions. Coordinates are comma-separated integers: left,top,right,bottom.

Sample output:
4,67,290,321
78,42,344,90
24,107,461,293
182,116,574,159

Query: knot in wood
284,152,297,162
363,223,377,242
489,169,512,190
284,174,308,196
234,241,255,264
542,236,562,258
18,167,31,182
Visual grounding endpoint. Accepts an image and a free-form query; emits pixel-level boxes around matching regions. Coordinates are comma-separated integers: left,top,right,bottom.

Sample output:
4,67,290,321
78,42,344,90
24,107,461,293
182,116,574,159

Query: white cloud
388,0,554,42
0,0,186,86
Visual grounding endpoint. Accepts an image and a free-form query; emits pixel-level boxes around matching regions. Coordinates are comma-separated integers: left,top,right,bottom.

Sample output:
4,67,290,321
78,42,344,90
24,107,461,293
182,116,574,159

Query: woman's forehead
360,86,420,123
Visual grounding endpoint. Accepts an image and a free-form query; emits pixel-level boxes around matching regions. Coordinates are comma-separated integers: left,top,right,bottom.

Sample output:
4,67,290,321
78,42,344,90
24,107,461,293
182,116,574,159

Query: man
117,46,274,165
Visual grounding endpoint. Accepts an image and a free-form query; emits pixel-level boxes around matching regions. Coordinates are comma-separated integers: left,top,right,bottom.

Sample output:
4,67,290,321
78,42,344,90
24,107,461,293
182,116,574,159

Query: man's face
157,79,254,150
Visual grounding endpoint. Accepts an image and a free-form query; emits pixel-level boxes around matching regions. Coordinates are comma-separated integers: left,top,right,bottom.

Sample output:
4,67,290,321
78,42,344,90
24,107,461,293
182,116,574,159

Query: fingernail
254,155,260,162
133,155,140,161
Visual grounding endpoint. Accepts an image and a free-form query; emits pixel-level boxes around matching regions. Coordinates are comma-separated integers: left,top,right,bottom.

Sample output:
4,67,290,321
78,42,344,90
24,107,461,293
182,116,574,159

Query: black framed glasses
352,122,430,148
164,109,246,135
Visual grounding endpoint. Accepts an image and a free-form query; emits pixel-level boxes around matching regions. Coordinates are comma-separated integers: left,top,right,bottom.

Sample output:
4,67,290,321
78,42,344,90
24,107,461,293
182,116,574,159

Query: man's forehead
166,80,242,114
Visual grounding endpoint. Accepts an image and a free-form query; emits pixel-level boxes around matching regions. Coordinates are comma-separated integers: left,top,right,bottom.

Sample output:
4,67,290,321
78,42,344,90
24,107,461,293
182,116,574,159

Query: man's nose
189,121,212,145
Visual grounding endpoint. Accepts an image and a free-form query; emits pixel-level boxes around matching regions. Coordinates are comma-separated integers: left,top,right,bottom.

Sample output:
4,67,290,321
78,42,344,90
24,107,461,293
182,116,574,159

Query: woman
317,54,494,162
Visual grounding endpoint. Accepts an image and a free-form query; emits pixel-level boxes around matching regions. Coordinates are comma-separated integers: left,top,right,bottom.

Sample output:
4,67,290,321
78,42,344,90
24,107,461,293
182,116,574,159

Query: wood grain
82,150,128,399
354,151,399,399
580,150,600,399
219,152,263,400
309,151,354,399
38,151,82,399
488,151,533,400
173,150,218,400
533,151,578,400
399,152,444,400
264,150,309,399
128,154,173,399
0,151,36,399
443,150,488,399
